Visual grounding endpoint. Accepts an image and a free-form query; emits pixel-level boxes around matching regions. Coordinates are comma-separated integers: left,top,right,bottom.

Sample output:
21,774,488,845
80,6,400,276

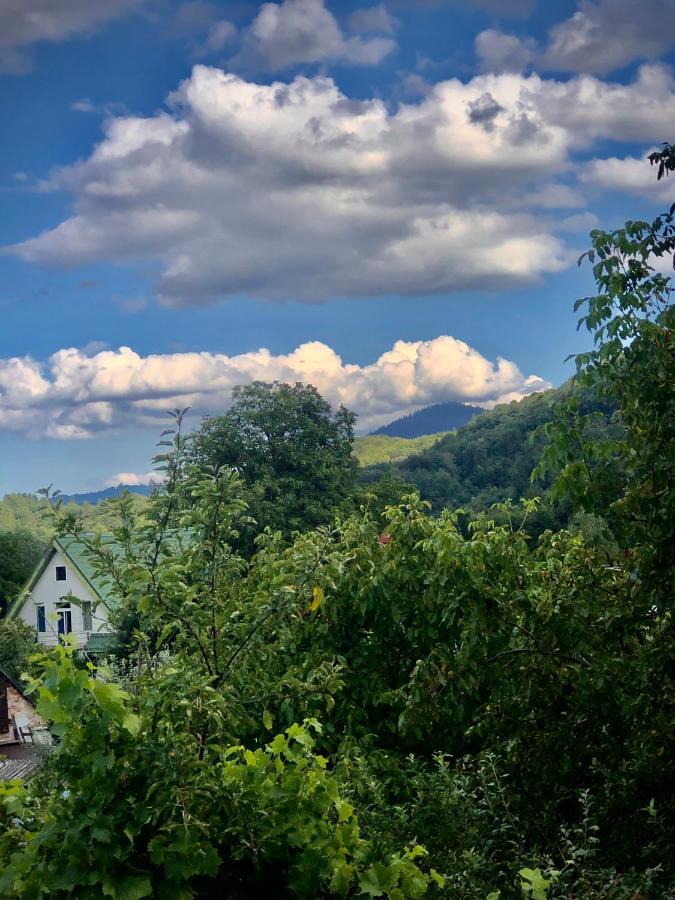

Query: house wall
17,548,112,649
0,683,46,745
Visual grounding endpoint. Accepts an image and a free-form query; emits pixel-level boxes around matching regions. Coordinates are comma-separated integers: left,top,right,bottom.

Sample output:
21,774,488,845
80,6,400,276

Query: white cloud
115,295,149,314
231,0,396,72
104,471,161,487
349,4,399,35
475,29,537,73
198,19,237,55
0,336,551,439
478,1,675,77
8,64,675,304
541,0,675,75
0,0,143,72
557,211,600,233
581,152,675,200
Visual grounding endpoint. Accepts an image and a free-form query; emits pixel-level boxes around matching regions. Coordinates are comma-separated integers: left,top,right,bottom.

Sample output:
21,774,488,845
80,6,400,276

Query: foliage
188,381,357,546
0,618,46,684
0,528,45,614
536,187,675,605
0,477,441,897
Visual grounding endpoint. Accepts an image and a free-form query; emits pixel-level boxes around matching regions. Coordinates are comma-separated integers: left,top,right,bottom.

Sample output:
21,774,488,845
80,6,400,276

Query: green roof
84,633,118,654
7,533,120,620
54,535,118,606
7,528,194,621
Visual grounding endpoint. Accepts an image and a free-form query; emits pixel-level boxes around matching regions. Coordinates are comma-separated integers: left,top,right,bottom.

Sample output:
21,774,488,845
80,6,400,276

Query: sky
1,0,674,495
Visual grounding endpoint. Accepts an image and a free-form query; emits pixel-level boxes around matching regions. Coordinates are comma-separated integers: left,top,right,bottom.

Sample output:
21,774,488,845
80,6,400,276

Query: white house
7,536,117,654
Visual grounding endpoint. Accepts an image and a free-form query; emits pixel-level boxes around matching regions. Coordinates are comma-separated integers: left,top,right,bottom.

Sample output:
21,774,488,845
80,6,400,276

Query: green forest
0,148,673,898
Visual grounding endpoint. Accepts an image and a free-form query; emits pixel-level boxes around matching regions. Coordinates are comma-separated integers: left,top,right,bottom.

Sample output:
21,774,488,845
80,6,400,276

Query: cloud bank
477,0,675,76
9,61,675,305
0,336,550,439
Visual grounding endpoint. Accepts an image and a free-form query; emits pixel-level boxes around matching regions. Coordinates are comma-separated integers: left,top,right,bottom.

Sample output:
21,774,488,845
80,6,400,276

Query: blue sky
1,0,674,494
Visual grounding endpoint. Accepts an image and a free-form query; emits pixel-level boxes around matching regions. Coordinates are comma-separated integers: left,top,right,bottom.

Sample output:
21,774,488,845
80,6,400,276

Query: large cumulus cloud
0,336,550,439
9,62,674,304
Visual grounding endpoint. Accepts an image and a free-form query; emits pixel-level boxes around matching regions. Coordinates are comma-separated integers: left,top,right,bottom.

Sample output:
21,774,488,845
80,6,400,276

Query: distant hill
360,385,617,531
353,432,448,467
373,401,482,438
0,490,150,541
60,483,154,505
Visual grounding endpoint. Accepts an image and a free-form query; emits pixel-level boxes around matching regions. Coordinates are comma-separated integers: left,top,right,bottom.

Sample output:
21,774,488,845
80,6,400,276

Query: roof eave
5,544,56,620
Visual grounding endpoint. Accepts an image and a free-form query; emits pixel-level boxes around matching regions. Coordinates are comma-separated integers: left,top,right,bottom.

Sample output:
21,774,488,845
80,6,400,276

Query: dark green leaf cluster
0,529,45,615
187,381,357,550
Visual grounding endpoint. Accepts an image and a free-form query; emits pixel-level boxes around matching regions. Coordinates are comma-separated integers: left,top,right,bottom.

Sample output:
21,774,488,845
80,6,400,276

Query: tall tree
189,381,357,542
0,529,45,616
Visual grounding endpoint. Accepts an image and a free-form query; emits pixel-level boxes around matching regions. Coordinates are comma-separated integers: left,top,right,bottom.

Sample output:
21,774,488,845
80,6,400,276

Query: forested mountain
60,484,154,505
360,384,617,526
0,492,149,540
373,400,482,437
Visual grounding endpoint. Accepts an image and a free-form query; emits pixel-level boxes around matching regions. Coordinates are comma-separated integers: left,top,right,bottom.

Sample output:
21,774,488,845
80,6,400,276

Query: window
36,605,46,633
56,605,72,636
55,565,67,582
82,601,92,632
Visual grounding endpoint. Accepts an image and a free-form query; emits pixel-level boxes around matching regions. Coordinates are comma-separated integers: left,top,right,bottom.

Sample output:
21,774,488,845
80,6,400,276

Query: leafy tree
0,529,45,616
189,381,357,545
538,142,675,602
0,619,46,684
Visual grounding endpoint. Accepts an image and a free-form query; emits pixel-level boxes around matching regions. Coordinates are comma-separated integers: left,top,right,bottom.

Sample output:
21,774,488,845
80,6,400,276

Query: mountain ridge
373,400,483,438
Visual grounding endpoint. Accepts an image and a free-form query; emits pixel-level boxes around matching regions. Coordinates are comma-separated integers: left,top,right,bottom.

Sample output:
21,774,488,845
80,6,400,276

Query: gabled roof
6,534,118,620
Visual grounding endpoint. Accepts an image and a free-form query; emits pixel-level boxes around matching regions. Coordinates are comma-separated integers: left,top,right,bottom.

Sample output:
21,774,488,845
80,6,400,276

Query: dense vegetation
360,384,619,537
188,380,357,547
372,401,482,438
0,529,45,615
0,148,673,898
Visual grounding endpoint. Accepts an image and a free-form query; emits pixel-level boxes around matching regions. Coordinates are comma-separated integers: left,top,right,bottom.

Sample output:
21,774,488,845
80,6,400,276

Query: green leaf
103,875,153,900
123,713,141,736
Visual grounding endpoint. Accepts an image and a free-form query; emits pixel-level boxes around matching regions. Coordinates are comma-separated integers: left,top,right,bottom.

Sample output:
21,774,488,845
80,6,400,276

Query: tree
0,619,46,684
0,529,45,616
538,142,675,604
189,381,357,544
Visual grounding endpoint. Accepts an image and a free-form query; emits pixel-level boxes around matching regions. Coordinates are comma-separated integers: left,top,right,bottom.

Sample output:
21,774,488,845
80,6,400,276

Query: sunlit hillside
352,432,449,467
